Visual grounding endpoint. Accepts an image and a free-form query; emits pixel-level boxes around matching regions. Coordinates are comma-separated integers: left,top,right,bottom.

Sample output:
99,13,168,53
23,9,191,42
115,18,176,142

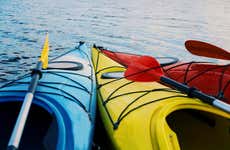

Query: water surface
0,0,230,83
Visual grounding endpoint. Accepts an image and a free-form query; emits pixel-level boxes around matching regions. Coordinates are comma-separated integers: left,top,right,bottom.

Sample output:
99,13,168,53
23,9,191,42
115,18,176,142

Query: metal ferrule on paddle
7,34,49,150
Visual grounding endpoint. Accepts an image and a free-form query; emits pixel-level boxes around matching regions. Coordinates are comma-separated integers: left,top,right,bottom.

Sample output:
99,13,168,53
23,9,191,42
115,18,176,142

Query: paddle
185,40,230,60
124,56,230,113
7,34,49,150
100,48,179,67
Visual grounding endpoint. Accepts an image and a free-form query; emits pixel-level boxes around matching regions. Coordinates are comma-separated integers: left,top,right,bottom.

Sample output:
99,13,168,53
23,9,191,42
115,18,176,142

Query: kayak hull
163,63,230,102
0,43,96,150
92,47,230,150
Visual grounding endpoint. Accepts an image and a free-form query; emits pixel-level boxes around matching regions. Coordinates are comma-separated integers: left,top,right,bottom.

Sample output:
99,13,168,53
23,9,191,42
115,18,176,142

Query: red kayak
100,48,230,103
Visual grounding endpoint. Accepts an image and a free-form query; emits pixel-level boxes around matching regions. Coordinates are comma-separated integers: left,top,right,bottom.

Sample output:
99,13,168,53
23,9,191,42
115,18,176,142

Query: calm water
0,0,230,83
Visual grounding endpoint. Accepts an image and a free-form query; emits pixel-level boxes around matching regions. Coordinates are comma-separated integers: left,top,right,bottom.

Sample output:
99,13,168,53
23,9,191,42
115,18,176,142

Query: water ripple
0,0,229,82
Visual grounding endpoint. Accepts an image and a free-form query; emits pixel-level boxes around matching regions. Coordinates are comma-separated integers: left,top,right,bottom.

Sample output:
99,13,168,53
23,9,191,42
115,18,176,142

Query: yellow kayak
91,46,230,150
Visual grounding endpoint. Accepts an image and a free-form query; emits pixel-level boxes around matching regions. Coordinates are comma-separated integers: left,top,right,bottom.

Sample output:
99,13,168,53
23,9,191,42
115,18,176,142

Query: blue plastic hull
0,42,96,150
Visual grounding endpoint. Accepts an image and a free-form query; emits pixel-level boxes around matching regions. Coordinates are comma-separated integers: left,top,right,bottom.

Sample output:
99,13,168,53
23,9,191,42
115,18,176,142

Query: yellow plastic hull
92,47,230,150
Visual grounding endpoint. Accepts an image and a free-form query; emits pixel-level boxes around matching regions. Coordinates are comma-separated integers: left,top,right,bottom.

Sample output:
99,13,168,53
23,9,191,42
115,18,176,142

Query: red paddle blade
124,56,163,82
185,40,230,60
101,49,140,66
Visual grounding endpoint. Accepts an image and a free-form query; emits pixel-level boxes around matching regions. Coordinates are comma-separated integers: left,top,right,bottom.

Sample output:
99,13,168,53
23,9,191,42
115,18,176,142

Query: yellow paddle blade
39,33,49,69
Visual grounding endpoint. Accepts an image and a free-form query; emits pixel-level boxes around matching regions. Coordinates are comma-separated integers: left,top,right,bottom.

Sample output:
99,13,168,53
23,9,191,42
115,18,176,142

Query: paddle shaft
7,61,42,150
161,76,230,113
103,70,230,113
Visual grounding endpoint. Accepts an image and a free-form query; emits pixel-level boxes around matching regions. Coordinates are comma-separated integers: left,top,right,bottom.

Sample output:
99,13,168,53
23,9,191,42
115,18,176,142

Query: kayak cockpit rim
153,106,230,150
0,96,67,150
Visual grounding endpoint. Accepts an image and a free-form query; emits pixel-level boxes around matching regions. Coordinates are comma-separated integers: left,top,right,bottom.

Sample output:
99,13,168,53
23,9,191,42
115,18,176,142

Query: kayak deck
163,62,230,103
92,46,230,150
100,48,230,103
0,42,96,149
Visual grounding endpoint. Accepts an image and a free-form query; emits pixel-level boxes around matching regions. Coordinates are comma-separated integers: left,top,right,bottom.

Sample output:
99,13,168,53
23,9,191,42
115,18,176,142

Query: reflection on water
0,0,230,83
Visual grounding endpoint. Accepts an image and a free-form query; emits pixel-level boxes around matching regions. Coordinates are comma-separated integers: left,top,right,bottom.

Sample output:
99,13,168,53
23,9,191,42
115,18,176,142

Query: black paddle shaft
28,61,43,93
161,76,230,113
160,76,216,105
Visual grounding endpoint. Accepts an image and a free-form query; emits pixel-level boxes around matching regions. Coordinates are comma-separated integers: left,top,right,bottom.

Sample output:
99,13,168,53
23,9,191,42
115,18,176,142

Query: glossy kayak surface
101,48,230,103
92,46,230,150
0,42,96,150
164,62,230,103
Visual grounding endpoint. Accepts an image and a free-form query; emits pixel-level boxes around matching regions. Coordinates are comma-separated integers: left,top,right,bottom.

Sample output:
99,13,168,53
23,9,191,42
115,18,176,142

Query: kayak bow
92,46,230,150
0,40,96,150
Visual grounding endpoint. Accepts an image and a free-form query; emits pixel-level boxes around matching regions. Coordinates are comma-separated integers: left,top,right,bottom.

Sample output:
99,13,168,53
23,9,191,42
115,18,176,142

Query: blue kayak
0,42,96,150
